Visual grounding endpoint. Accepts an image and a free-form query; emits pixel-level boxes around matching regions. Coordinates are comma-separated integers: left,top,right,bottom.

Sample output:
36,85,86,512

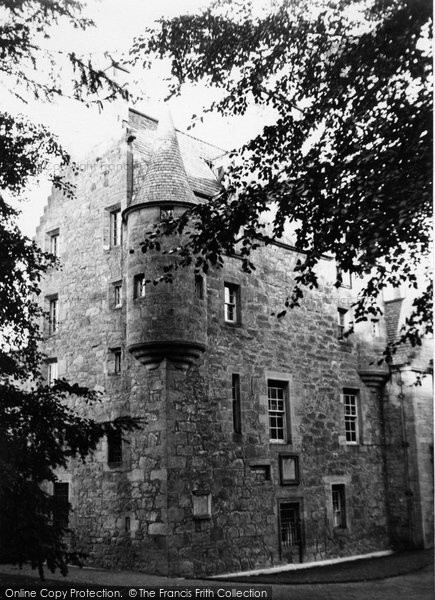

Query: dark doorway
279,501,303,563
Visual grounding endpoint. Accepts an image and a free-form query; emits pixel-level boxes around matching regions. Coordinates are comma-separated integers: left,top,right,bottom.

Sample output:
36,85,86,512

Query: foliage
0,0,134,578
0,379,139,579
130,0,432,354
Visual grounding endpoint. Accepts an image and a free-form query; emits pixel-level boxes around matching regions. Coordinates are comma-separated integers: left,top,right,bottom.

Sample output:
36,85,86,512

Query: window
332,484,347,528
114,283,122,308
336,267,352,288
134,274,146,299
232,374,242,434
279,454,300,485
160,206,174,220
49,297,58,334
110,209,121,247
268,380,289,443
337,308,347,340
343,389,359,444
195,274,204,300
224,283,240,324
53,482,69,529
107,429,122,465
125,517,131,533
47,360,58,386
50,232,59,257
111,348,122,374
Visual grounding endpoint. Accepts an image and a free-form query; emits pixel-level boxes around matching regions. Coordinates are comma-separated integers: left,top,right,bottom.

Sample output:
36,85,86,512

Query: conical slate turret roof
132,107,197,206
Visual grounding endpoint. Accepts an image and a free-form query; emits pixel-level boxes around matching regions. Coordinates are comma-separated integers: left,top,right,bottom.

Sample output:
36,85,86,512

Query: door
279,501,303,563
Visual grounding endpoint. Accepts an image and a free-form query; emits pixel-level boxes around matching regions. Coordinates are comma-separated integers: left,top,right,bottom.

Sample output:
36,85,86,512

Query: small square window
332,484,347,528
279,455,300,485
192,491,211,520
114,283,122,308
224,283,240,324
250,464,271,481
47,360,58,386
107,429,122,465
160,206,174,221
134,274,146,299
110,209,122,247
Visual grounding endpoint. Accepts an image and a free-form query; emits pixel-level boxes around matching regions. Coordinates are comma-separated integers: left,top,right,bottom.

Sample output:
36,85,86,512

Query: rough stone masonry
35,105,433,577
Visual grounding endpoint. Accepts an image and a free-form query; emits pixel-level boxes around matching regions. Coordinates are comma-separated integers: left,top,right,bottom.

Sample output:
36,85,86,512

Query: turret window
133,274,146,299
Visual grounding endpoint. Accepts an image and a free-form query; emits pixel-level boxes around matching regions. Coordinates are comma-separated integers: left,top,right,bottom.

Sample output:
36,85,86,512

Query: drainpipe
397,370,414,547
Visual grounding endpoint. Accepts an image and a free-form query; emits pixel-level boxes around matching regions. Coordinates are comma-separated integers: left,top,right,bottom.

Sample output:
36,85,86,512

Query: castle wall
34,109,432,577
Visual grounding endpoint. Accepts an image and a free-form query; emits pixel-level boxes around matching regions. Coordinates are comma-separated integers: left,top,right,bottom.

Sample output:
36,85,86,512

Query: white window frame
134,274,146,299
110,209,122,247
337,308,346,340
50,232,59,257
268,381,288,443
48,360,58,386
49,297,58,334
224,283,239,323
343,390,359,444
114,283,122,308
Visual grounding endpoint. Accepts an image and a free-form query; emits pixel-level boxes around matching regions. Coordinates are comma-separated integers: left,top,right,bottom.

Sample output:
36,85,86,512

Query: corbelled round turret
124,108,207,369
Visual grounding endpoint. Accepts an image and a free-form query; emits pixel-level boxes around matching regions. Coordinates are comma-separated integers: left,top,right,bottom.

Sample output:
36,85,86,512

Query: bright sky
7,0,277,237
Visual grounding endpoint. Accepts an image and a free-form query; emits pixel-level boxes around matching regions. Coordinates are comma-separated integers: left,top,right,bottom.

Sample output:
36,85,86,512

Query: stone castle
35,106,433,576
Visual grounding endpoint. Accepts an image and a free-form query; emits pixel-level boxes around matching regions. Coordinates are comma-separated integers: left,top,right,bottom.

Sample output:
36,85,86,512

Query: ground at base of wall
215,548,434,584
0,548,432,587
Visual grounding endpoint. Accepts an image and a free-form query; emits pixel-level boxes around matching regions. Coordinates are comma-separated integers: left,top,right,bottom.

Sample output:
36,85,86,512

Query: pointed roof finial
132,105,197,206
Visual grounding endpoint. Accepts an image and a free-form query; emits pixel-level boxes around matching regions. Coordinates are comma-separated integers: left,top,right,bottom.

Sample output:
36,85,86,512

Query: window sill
107,462,123,470
224,321,242,328
333,527,349,537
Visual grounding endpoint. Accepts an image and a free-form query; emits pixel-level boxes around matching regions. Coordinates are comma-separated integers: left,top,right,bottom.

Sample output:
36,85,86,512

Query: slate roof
129,107,225,204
